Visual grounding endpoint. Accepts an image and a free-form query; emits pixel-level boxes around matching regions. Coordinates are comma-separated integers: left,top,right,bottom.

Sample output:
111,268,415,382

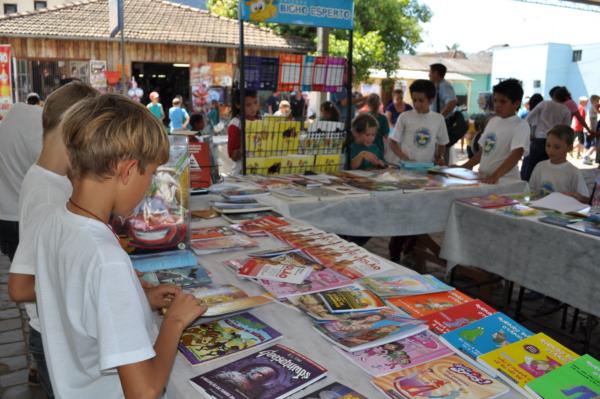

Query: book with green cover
525,354,600,399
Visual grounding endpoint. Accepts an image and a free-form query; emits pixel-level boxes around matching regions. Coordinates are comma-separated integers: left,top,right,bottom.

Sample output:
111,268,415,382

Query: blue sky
416,0,600,53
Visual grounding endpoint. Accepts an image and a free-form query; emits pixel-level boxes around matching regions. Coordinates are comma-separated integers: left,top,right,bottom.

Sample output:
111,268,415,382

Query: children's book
238,255,313,284
338,330,453,376
440,313,533,370
566,218,600,237
458,194,519,209
184,284,274,318
260,268,353,299
499,204,539,217
130,249,197,273
142,266,211,289
286,293,370,322
387,290,474,318
372,354,509,399
361,274,454,298
328,254,396,280
221,188,270,200
189,344,327,399
298,382,368,399
478,333,579,397
233,215,290,236
318,284,387,314
313,309,428,352
530,192,590,214
221,210,283,224
191,226,236,241
421,300,496,335
428,166,480,180
179,313,283,366
190,235,259,255
524,354,600,399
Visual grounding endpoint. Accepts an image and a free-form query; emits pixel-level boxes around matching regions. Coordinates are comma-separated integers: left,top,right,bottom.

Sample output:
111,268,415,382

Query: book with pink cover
338,330,453,376
238,254,313,284
458,194,519,209
260,268,353,299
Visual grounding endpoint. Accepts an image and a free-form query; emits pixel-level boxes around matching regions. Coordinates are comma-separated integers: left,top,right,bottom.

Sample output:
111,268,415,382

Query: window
34,1,47,9
208,47,227,63
533,80,541,89
3,3,17,14
572,50,582,62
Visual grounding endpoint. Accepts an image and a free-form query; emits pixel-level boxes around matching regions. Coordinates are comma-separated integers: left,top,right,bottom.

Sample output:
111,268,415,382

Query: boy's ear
116,159,139,185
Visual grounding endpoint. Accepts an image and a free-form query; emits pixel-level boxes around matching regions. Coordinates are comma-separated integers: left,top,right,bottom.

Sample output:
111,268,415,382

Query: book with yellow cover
315,154,342,174
478,333,579,397
245,157,266,176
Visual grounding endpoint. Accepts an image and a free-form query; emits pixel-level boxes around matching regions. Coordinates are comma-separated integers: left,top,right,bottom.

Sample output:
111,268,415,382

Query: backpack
446,110,469,147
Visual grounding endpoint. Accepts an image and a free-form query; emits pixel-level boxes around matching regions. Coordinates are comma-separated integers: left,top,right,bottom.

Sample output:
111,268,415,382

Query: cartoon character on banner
246,0,277,22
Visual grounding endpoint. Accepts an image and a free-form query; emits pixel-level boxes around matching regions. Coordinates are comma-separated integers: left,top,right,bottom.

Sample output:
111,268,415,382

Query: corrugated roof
0,0,314,52
399,54,492,75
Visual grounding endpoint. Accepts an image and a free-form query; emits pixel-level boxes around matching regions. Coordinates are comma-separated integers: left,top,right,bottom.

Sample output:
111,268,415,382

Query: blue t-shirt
350,141,384,170
385,102,413,127
169,106,189,132
147,102,163,120
433,79,457,118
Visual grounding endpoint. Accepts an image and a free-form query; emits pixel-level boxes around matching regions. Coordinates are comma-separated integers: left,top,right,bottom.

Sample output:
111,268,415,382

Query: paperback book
387,290,473,318
130,249,197,273
339,330,453,376
478,333,579,396
286,293,368,322
361,274,454,298
190,235,259,255
428,166,480,180
221,188,270,200
142,266,211,289
238,255,313,284
372,354,509,399
260,267,353,299
185,284,274,318
189,344,327,399
221,210,283,224
313,309,428,352
298,382,367,399
319,283,387,313
179,313,282,366
421,300,496,335
458,194,519,209
191,226,236,241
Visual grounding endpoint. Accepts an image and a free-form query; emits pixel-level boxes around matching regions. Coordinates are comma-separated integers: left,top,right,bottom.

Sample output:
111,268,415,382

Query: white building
1,0,63,15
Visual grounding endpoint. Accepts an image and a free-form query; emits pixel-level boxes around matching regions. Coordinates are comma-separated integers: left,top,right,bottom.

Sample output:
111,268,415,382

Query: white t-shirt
390,110,449,163
10,164,72,332
526,100,572,139
35,205,158,398
529,160,590,197
479,115,530,180
0,103,43,221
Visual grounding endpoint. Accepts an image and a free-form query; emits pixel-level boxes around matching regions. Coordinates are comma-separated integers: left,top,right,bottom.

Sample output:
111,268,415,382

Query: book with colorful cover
478,333,579,396
286,293,373,322
221,210,283,224
238,254,313,284
298,382,368,399
130,249,197,272
184,284,273,317
538,213,581,227
313,309,428,352
234,215,290,235
142,266,211,289
429,166,480,181
524,354,600,399
339,330,453,376
179,313,282,366
190,235,259,255
260,267,353,299
361,274,454,298
440,313,533,369
372,354,509,399
566,217,600,237
500,204,539,217
191,226,236,241
319,284,387,313
458,194,519,209
221,188,270,200
387,290,474,318
421,300,496,335
189,344,327,399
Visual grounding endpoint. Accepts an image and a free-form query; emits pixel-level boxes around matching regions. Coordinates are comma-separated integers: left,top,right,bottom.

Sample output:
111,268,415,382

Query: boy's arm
389,140,409,161
460,149,481,169
159,104,165,119
182,110,190,129
481,148,524,184
8,273,36,302
434,145,446,166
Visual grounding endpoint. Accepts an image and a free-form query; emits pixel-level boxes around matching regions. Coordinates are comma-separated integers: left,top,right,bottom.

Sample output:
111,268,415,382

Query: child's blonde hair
62,94,169,180
172,98,181,105
42,81,99,137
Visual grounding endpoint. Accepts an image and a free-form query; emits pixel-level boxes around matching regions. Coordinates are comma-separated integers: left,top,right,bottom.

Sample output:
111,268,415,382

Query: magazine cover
298,382,368,399
328,253,396,280
362,275,454,298
387,291,473,318
440,313,533,363
189,344,327,399
142,266,211,289
313,309,428,352
339,331,453,376
372,354,509,399
239,256,313,284
179,313,283,366
525,354,600,399
319,284,387,313
478,333,579,395
421,300,496,335
286,294,369,322
260,268,353,299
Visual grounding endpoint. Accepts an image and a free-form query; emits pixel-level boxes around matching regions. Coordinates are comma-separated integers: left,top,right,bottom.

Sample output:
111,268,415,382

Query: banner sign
0,45,12,116
240,0,354,30
108,0,123,37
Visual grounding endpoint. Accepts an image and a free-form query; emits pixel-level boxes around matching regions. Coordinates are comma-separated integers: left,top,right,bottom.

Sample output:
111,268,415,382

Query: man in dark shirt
290,90,306,120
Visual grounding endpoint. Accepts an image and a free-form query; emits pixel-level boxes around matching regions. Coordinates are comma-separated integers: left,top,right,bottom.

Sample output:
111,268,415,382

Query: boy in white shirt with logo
461,78,530,184
389,79,449,165
30,94,207,398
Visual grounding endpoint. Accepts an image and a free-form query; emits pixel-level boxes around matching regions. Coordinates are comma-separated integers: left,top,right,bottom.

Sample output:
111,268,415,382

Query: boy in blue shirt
168,97,190,132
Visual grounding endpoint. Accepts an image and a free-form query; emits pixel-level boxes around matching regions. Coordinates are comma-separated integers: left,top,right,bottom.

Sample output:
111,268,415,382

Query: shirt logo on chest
483,133,497,154
414,128,431,148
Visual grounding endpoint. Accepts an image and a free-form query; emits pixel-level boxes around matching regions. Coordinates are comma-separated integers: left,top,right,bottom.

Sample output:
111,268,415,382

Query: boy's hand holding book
145,284,181,310
163,290,208,331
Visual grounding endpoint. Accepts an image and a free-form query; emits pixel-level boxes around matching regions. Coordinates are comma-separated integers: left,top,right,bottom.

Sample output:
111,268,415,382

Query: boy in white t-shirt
461,78,530,183
8,81,98,397
31,94,207,398
390,79,449,165
530,125,590,203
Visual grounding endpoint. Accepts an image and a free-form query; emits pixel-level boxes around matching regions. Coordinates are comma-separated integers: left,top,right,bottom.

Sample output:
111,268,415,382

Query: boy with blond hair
9,81,99,396
32,94,206,398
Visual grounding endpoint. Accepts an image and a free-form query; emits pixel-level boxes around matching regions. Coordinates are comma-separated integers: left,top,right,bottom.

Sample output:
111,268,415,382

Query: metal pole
316,27,329,119
119,0,126,95
239,15,246,175
345,29,353,169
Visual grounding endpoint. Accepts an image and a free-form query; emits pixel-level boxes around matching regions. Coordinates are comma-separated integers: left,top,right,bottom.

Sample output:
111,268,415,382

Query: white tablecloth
166,210,523,399
440,201,600,318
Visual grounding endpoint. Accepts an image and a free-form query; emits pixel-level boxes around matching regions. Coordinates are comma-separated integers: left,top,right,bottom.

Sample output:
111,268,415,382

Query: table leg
583,314,598,353
571,308,580,334
515,287,525,322
503,280,514,313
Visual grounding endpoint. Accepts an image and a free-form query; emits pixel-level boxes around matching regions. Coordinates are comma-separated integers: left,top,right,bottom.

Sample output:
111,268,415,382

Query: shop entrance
132,62,190,124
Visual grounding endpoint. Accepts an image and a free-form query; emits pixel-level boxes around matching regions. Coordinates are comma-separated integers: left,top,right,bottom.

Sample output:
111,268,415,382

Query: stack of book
190,225,259,255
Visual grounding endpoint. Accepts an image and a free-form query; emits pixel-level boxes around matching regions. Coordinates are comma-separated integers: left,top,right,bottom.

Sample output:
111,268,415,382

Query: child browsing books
389,79,449,165
461,79,530,184
529,125,590,203
227,89,260,174
32,94,207,398
349,113,386,170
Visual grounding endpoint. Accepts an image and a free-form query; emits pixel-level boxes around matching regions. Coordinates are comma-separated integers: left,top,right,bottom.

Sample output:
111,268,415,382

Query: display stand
238,1,355,175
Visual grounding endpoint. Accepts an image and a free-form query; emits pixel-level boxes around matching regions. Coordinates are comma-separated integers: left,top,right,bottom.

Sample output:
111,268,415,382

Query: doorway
132,62,190,125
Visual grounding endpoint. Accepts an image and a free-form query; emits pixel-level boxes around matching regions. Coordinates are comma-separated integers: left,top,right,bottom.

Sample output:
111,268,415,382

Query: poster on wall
0,45,12,116
190,63,233,113
89,60,108,93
